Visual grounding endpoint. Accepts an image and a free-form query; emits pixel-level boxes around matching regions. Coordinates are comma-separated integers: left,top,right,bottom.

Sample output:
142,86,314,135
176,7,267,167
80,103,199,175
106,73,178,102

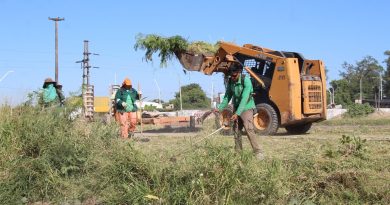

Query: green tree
170,83,210,110
330,79,353,106
383,50,390,98
338,56,383,101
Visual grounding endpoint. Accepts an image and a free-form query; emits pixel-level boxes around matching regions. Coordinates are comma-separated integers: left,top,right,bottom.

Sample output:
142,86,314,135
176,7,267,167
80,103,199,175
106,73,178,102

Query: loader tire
285,123,312,134
253,103,279,135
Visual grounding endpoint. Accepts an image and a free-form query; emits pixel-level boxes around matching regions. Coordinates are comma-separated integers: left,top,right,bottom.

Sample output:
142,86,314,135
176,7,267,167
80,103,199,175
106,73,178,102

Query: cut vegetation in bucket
134,33,219,68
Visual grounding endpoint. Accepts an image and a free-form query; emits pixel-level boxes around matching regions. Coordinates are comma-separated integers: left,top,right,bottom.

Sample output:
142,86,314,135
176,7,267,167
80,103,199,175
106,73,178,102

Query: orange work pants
115,112,137,139
129,112,137,132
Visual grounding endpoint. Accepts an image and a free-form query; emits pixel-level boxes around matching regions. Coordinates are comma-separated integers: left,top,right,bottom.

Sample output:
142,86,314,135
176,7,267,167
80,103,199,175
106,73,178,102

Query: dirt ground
134,120,390,140
132,115,390,158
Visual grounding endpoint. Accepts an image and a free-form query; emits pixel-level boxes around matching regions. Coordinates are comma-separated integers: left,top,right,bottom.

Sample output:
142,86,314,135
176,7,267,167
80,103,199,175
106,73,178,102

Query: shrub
143,104,157,112
345,103,374,117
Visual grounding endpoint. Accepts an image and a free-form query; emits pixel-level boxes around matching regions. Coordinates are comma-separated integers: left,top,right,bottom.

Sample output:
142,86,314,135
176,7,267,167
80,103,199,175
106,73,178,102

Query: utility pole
48,17,64,83
83,40,90,88
76,40,99,93
76,40,99,119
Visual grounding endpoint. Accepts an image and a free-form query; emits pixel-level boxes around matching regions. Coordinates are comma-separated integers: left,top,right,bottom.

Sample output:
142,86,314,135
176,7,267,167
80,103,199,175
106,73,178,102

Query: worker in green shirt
115,77,140,139
42,78,59,107
217,64,264,160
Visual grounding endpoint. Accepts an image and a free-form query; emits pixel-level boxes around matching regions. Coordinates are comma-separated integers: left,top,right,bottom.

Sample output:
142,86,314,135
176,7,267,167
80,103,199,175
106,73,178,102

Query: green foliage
134,34,188,67
345,103,374,117
170,83,210,110
143,104,157,111
0,105,388,204
24,89,44,107
0,105,117,203
331,56,383,105
330,79,353,106
339,135,367,158
134,33,219,67
325,135,368,159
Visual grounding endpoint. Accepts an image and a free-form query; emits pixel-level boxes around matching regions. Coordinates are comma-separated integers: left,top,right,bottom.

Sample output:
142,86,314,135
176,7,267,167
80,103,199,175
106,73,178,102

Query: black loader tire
285,123,312,134
253,103,279,135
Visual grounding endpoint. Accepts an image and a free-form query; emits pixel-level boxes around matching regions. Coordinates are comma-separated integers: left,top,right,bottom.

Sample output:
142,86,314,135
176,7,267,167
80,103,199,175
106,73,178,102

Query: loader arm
178,41,284,88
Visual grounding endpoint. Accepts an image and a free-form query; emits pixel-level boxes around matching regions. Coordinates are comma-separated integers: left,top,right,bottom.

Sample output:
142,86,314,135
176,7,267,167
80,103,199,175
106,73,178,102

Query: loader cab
234,54,275,103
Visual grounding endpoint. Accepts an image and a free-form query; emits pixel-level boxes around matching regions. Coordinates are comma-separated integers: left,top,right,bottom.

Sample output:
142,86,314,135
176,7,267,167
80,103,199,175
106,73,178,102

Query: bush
143,104,157,112
345,103,374,117
0,105,119,204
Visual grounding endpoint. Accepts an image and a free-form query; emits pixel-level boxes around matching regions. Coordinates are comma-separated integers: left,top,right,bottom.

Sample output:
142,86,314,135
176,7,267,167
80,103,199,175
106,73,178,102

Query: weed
339,135,367,158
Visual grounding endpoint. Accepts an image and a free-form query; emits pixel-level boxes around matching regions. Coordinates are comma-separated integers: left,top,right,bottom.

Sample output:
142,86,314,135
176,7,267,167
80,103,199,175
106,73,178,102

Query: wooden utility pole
48,17,64,83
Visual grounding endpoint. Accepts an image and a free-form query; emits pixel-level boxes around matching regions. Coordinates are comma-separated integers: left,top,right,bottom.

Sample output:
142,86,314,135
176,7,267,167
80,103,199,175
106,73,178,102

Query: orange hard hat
122,77,132,86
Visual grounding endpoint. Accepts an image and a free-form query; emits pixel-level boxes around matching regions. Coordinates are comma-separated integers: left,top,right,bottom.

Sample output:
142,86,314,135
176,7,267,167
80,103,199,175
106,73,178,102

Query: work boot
255,152,265,161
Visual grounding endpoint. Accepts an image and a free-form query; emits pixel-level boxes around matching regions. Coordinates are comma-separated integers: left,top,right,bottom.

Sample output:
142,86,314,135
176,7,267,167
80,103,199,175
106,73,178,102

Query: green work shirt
115,88,134,113
43,84,58,103
218,74,256,116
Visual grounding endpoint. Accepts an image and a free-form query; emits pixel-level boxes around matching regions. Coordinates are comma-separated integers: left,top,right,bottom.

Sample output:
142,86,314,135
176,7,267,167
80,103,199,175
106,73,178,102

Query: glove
230,114,238,121
121,102,127,108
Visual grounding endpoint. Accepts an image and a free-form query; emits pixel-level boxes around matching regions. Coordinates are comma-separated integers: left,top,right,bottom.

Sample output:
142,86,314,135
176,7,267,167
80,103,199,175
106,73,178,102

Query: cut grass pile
0,105,389,204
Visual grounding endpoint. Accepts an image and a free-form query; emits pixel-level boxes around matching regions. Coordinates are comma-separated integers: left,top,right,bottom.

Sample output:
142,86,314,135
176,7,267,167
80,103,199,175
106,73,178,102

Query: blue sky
1,0,389,105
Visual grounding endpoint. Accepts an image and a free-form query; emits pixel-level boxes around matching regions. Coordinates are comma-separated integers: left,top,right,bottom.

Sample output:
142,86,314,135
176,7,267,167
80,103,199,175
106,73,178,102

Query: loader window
243,58,274,80
244,59,257,68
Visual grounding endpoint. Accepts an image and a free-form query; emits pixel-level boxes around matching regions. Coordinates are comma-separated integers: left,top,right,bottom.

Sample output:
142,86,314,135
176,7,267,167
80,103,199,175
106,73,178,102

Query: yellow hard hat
122,77,132,86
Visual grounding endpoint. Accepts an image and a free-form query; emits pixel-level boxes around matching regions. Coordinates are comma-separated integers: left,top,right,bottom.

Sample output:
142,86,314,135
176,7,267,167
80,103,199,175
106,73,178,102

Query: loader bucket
176,52,206,72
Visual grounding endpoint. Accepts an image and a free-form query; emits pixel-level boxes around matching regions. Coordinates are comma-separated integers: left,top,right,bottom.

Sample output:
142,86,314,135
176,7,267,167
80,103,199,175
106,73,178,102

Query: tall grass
0,105,389,204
